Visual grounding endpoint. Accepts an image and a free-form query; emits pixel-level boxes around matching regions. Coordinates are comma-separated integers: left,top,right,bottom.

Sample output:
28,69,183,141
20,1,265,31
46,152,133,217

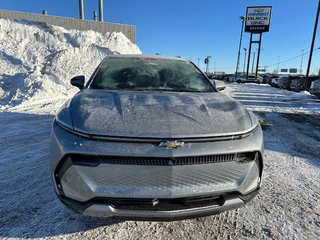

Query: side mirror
214,80,226,91
70,75,85,89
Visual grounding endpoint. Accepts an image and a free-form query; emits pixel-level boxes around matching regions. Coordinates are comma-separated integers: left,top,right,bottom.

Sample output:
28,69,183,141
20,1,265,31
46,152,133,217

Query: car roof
106,54,189,62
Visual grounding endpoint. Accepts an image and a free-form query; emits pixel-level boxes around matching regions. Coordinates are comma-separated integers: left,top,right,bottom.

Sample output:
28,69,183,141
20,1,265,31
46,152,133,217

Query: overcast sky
1,0,319,73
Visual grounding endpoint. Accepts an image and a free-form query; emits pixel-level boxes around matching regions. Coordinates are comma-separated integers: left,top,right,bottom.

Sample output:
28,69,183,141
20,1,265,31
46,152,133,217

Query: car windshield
89,57,215,92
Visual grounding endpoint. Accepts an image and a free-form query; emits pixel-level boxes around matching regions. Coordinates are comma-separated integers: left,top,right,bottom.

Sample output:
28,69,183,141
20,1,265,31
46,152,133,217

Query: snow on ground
0,83,319,240
0,20,320,240
224,83,320,114
0,19,141,112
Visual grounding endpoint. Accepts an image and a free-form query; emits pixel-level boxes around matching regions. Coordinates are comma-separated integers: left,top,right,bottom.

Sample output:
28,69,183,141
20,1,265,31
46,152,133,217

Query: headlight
56,99,73,130
248,111,259,129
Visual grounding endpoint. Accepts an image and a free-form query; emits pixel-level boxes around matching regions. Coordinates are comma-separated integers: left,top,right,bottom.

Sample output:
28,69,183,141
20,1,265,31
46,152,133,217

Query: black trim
58,152,257,168
56,120,257,143
57,188,260,221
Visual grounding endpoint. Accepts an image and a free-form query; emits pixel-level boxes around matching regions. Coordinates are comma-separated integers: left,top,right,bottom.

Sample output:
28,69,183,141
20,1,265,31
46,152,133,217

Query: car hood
69,89,253,138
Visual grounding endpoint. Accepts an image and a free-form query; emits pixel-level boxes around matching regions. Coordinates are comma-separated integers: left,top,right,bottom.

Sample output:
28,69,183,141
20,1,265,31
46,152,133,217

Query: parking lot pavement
0,83,319,240
227,83,320,113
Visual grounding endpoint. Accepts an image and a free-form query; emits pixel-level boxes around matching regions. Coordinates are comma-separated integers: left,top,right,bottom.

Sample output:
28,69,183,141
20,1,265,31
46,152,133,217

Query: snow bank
0,19,141,110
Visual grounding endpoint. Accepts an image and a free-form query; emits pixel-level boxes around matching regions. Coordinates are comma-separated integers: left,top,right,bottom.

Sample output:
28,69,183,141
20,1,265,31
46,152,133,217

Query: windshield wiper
91,87,210,93
139,88,208,93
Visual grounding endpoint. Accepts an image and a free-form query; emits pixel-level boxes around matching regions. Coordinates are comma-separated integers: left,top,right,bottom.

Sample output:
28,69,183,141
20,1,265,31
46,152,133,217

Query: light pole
300,50,304,75
243,48,247,74
235,16,245,81
205,56,212,74
98,0,104,22
79,0,84,19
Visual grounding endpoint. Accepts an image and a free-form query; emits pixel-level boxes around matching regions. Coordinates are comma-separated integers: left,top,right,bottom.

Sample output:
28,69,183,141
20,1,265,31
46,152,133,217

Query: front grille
69,152,257,167
90,194,226,211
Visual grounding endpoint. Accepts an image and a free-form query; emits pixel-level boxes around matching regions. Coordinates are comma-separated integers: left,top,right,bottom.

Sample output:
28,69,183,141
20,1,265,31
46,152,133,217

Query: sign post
245,6,272,79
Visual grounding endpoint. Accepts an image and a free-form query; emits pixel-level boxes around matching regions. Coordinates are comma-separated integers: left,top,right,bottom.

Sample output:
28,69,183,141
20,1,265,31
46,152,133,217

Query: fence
0,9,136,43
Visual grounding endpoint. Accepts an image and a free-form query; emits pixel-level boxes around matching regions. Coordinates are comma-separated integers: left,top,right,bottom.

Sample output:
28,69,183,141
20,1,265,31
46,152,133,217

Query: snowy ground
1,83,319,240
227,83,320,114
0,18,319,240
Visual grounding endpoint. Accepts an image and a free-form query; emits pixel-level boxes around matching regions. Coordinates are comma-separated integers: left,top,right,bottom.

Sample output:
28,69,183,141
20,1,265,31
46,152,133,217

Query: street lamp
235,16,245,81
243,48,247,74
205,56,212,74
300,50,304,74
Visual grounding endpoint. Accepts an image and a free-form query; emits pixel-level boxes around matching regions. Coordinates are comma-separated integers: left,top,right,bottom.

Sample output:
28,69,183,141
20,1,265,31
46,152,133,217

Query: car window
89,58,215,92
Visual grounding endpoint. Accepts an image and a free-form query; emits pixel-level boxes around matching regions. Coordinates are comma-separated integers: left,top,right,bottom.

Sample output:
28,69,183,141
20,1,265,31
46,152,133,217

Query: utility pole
79,0,84,19
300,50,304,75
243,48,247,74
197,58,200,67
277,56,280,73
99,0,104,22
306,0,320,89
235,16,245,81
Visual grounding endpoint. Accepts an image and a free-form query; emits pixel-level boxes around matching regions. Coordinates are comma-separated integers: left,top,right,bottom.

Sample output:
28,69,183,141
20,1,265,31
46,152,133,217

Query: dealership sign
245,6,272,33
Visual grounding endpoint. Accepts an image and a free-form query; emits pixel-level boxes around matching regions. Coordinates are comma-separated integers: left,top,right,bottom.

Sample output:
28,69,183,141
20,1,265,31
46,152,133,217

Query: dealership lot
0,83,319,240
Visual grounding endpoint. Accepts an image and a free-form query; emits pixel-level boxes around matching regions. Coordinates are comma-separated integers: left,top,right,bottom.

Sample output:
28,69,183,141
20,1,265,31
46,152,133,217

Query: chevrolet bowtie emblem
158,141,184,149
254,8,264,12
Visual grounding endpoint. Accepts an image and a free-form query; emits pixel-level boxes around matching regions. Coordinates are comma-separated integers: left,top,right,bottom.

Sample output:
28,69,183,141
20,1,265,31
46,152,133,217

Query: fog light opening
234,152,256,163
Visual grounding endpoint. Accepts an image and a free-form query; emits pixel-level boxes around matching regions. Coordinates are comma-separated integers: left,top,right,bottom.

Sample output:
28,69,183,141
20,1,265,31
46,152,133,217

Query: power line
266,0,316,44
265,48,319,68
261,0,317,64
263,38,312,64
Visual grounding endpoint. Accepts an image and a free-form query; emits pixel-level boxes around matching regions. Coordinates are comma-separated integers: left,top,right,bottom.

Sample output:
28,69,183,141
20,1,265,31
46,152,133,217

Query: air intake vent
68,152,257,167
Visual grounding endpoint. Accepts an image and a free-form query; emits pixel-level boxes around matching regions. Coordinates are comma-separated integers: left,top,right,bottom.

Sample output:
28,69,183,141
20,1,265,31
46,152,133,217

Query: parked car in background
261,74,276,84
270,75,286,88
256,75,264,83
223,74,235,82
309,79,320,97
277,76,293,90
289,76,306,92
215,74,225,80
206,72,215,79
235,75,246,83
236,75,263,84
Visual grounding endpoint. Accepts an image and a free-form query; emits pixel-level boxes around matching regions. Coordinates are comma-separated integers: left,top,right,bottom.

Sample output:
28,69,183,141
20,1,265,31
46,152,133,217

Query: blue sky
1,0,319,74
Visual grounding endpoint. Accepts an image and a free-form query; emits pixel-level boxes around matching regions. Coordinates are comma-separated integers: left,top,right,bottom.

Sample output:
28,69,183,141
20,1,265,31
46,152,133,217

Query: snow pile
0,19,141,111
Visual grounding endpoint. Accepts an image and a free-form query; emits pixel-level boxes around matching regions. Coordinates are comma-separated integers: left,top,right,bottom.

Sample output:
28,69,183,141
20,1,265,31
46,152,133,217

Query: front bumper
50,121,264,220
58,189,259,221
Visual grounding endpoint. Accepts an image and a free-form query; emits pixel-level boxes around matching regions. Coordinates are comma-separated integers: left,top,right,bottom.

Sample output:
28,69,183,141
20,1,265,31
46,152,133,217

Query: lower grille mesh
100,195,225,211
69,152,256,167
